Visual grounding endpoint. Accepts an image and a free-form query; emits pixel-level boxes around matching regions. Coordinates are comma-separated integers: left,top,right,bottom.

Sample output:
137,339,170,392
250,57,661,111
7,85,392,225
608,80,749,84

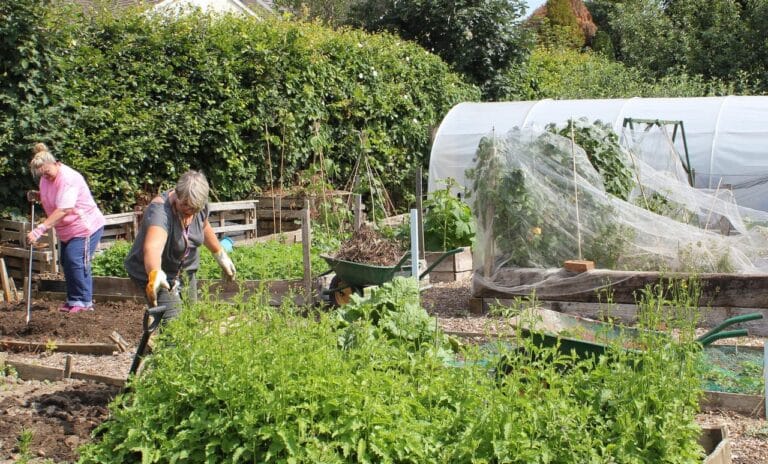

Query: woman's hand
146,269,170,306
26,224,47,244
26,190,40,203
214,249,236,280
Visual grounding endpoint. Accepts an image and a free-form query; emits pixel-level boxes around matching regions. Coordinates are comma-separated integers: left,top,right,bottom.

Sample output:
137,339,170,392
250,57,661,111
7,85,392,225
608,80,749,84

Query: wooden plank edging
2,359,125,387
0,339,119,355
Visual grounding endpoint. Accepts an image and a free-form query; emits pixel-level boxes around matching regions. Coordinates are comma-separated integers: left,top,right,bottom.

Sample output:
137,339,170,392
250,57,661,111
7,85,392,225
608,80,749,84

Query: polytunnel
428,96,768,211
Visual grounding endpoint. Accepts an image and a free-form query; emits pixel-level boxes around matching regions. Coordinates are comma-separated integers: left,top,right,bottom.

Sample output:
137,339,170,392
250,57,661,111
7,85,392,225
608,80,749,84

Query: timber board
473,268,768,308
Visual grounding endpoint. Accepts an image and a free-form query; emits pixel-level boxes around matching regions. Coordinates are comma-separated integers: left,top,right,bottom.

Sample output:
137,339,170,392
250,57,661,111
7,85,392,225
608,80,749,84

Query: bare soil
0,280,766,463
1,299,144,463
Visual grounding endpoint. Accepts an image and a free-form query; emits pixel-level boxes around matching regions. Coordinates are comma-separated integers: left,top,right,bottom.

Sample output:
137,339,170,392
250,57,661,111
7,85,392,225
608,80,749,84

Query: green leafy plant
422,178,475,251
79,278,706,463
16,428,34,464
333,276,452,358
197,240,330,280
92,240,132,278
467,128,630,268
547,118,635,201
92,239,330,280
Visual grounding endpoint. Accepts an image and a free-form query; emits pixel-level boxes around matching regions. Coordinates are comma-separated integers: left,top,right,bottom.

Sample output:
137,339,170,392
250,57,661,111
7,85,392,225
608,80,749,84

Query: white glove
214,248,236,280
27,224,47,244
146,269,170,306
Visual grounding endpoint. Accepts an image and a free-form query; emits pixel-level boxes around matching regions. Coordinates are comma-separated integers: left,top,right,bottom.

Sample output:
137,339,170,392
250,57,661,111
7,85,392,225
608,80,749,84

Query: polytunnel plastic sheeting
428,97,768,211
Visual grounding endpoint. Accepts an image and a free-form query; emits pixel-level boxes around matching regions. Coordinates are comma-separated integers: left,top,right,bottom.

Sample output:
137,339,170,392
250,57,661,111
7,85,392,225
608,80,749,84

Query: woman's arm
26,208,71,244
39,208,70,229
202,219,222,253
202,219,236,279
143,225,168,275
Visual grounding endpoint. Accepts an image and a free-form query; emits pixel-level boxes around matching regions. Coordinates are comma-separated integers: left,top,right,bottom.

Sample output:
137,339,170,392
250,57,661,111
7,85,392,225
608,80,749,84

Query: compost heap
334,225,405,266
468,123,768,297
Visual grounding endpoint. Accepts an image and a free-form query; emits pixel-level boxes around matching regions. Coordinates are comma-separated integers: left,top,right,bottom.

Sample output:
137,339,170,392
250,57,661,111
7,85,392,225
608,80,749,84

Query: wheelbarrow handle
418,248,464,281
695,312,763,343
698,329,749,346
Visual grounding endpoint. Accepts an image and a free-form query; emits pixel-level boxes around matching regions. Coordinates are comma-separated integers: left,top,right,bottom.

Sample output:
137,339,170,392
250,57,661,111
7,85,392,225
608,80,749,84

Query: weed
16,428,33,464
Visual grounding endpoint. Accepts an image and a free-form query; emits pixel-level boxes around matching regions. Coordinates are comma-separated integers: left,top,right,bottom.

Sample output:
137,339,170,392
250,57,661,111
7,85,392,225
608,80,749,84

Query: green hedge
0,3,478,213
503,46,742,100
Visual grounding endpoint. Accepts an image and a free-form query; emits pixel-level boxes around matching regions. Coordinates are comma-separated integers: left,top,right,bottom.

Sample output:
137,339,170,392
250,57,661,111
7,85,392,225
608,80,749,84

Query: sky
526,0,546,14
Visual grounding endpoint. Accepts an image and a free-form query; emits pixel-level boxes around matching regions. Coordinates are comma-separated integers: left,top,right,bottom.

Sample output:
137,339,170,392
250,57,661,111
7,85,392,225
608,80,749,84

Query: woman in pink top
26,143,105,313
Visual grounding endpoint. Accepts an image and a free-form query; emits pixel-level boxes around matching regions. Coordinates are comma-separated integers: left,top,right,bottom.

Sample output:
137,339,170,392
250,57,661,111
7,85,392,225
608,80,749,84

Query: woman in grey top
124,170,236,320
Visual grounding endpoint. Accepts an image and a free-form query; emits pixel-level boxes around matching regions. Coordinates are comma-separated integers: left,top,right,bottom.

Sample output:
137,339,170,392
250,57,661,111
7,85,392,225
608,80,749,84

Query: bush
1,6,478,213
79,278,704,463
91,239,330,280
501,46,746,100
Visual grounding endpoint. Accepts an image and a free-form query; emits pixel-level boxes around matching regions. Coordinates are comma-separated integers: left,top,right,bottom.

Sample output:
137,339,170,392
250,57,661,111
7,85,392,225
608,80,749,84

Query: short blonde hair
175,170,209,211
29,143,56,174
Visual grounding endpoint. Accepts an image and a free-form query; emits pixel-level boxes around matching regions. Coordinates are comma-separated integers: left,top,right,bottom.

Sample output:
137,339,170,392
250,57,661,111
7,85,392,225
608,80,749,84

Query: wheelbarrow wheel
329,276,363,307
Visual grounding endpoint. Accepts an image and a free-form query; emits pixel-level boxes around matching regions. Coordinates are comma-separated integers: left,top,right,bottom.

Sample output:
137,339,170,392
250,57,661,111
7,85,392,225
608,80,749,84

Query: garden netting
469,124,768,299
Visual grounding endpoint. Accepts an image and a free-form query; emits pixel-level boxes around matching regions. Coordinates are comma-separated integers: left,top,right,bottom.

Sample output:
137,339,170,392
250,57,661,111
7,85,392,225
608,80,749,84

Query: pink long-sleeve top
39,164,105,242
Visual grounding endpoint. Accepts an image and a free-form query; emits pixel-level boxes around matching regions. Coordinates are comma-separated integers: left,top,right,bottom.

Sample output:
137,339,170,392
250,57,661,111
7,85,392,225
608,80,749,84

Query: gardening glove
214,248,236,280
146,269,170,307
26,190,40,203
26,224,47,244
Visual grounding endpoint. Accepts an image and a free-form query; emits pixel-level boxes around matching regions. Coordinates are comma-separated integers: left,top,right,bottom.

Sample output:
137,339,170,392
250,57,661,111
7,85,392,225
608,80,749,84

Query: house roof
241,0,273,12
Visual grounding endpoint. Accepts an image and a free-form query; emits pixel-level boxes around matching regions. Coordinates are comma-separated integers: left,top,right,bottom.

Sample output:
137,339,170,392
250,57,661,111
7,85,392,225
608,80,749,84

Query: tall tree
272,0,353,26
603,0,685,76
665,0,746,79
543,0,585,48
346,0,534,91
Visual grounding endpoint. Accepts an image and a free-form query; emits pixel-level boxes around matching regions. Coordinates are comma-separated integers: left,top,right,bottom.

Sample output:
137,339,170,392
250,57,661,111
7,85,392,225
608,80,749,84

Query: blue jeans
60,227,103,307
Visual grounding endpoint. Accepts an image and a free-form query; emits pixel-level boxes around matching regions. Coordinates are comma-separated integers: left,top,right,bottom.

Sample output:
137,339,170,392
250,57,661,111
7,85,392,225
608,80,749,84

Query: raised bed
426,248,473,282
701,425,732,464
34,276,317,306
472,268,768,308
1,354,125,387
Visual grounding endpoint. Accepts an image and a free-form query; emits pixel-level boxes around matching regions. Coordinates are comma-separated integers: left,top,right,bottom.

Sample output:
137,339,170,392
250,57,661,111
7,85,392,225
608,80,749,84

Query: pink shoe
58,303,73,312
68,305,94,313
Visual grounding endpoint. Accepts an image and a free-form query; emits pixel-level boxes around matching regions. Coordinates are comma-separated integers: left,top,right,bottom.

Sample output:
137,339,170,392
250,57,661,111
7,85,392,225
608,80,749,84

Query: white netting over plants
469,123,768,296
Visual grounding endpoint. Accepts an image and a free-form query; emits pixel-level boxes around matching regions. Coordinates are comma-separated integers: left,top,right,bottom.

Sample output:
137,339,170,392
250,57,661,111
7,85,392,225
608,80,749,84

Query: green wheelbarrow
320,248,464,306
506,307,764,360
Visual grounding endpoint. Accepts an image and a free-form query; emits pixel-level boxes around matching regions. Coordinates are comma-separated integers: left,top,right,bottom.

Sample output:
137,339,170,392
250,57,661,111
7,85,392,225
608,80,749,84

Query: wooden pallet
0,219,58,281
208,200,259,240
101,212,139,247
253,193,363,235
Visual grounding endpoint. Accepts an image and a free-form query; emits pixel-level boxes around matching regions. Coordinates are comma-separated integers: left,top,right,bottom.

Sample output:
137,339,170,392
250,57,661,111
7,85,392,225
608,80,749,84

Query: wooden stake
63,355,73,379
110,331,130,353
0,258,12,302
8,277,19,303
301,201,312,306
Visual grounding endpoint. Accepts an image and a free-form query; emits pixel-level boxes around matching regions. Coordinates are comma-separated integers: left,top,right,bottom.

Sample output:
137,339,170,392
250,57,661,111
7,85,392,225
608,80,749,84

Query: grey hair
175,170,209,211
29,143,57,174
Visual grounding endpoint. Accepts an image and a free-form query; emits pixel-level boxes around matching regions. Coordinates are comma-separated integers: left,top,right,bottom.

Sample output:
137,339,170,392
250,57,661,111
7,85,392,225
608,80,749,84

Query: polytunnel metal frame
622,117,694,186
